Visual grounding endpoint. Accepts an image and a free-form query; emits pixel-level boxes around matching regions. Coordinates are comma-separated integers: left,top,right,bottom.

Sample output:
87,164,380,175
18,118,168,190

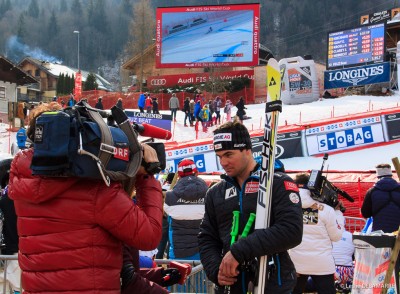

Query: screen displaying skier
326,22,386,69
155,4,260,68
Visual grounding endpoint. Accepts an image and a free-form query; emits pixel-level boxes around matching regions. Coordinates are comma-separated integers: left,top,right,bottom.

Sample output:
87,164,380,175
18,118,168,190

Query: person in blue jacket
138,92,146,113
16,127,27,150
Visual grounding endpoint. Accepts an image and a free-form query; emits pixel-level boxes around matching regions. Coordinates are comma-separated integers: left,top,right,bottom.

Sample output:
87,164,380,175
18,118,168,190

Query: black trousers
292,274,336,294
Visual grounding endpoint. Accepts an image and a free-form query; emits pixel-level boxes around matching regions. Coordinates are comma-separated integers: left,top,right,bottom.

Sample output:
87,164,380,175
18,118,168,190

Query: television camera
307,153,354,212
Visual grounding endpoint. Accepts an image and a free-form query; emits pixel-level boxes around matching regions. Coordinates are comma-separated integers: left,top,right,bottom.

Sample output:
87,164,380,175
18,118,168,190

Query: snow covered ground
1,92,400,172
167,93,400,171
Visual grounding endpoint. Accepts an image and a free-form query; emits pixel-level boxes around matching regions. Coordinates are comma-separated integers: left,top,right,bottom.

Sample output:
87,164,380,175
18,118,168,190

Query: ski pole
230,211,240,245
240,213,256,238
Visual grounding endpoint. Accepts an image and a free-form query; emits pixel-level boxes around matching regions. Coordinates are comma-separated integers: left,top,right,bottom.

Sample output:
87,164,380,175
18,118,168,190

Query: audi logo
150,79,167,86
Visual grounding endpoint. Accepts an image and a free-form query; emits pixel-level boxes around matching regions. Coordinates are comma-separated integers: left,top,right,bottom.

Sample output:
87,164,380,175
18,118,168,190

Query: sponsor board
125,111,172,132
384,112,400,140
306,123,384,155
166,153,216,173
324,63,390,89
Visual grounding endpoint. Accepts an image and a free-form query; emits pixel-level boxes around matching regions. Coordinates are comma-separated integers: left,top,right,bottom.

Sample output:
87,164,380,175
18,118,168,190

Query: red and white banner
74,72,82,99
147,69,254,89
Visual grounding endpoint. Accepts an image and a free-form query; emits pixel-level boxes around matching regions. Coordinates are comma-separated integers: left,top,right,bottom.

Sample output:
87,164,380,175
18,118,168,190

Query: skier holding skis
198,120,303,293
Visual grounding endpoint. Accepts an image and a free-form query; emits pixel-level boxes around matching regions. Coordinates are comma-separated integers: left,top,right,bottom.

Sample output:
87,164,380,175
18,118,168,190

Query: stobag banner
324,62,390,89
305,116,385,155
125,111,172,132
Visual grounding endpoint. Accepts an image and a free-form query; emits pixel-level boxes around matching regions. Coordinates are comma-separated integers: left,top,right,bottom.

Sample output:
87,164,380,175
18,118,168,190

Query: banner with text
305,116,384,155
125,111,172,132
324,62,390,89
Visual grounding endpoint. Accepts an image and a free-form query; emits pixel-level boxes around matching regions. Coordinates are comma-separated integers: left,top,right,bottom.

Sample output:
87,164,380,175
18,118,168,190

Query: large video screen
155,4,260,68
327,22,385,69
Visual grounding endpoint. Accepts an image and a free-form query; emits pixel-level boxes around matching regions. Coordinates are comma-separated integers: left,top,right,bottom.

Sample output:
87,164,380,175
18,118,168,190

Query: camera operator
8,102,164,293
289,173,345,294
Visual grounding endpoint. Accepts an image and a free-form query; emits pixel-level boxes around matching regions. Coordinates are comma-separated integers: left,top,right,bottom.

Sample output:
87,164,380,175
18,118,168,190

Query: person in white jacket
290,173,345,294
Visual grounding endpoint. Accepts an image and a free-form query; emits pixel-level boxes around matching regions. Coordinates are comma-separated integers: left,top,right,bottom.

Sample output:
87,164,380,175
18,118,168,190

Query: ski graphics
254,58,283,294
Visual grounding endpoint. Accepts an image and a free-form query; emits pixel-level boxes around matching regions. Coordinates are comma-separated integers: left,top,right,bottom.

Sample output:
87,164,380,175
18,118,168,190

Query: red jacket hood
9,149,81,204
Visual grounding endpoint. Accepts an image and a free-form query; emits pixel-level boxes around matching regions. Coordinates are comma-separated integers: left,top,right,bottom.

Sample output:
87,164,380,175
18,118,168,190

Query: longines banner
125,111,172,132
324,62,390,90
147,70,254,89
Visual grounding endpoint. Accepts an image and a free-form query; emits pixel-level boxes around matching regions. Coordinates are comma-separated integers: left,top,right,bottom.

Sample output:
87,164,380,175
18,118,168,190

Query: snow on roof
22,57,113,91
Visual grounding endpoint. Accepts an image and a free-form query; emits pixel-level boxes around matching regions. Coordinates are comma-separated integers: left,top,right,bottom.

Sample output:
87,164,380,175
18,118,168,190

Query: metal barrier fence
155,259,214,293
0,254,19,294
345,216,367,233
0,218,366,294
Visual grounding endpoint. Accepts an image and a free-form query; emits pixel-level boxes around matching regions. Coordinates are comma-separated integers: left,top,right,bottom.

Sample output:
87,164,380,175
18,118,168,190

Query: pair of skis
253,58,285,294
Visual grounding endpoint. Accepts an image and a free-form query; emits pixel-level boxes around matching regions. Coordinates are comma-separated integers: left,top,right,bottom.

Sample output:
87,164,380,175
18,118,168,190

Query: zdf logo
150,79,167,86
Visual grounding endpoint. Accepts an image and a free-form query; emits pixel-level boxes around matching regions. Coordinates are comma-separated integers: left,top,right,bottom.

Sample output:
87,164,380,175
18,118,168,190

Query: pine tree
48,10,59,38
70,0,83,17
17,13,27,40
27,0,39,18
84,73,98,91
60,0,68,13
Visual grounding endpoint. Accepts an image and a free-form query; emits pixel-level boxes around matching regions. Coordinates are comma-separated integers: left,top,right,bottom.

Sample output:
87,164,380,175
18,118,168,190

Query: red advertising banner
147,69,254,89
74,72,82,99
155,4,260,68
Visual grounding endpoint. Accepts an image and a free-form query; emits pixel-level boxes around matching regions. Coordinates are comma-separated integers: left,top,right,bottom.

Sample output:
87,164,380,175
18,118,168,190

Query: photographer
290,173,345,294
8,102,164,293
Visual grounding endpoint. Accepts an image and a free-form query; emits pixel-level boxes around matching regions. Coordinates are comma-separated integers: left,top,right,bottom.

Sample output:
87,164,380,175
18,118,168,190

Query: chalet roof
18,57,113,91
0,55,38,85
122,44,156,71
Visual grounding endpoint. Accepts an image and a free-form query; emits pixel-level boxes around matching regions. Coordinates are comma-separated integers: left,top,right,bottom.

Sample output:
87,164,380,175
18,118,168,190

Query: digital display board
155,4,260,68
327,23,385,69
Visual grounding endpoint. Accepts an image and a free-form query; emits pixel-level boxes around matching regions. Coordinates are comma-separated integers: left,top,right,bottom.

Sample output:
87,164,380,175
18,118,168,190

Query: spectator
189,99,195,126
235,96,246,123
152,97,159,114
8,102,163,293
361,163,400,233
60,100,66,109
361,163,400,294
138,92,146,113
332,225,355,293
23,103,28,120
214,96,222,125
164,159,208,260
183,97,191,127
156,172,176,260
198,120,303,293
16,127,27,150
145,95,153,113
208,99,215,123
224,100,233,122
95,97,104,110
116,97,124,110
0,172,20,293
199,104,210,133
194,100,202,122
68,93,76,107
290,173,345,294
169,93,179,122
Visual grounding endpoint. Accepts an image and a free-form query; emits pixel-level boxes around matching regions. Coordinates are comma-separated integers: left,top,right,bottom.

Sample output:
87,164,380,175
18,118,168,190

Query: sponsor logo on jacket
225,186,237,200
177,198,205,204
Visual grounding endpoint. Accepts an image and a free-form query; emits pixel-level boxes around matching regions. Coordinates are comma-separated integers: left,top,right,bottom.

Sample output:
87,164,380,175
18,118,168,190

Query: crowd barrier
345,216,367,233
0,216,367,294
0,254,19,294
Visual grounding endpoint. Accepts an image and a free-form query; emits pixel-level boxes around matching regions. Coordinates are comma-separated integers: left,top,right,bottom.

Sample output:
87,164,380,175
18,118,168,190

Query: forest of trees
0,0,397,87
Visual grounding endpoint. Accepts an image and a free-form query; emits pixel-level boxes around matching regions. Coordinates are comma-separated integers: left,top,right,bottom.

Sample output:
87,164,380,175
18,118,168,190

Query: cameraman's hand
161,268,181,287
137,143,160,175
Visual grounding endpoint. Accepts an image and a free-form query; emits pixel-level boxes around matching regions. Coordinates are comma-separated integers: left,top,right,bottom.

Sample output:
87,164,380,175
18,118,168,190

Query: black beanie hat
213,125,252,151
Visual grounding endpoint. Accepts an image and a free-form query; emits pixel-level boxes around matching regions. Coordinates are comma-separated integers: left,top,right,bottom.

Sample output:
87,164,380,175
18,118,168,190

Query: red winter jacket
8,149,163,294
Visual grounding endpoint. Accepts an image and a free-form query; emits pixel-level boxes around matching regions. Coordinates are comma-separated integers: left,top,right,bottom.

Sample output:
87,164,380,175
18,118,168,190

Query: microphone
134,123,172,140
